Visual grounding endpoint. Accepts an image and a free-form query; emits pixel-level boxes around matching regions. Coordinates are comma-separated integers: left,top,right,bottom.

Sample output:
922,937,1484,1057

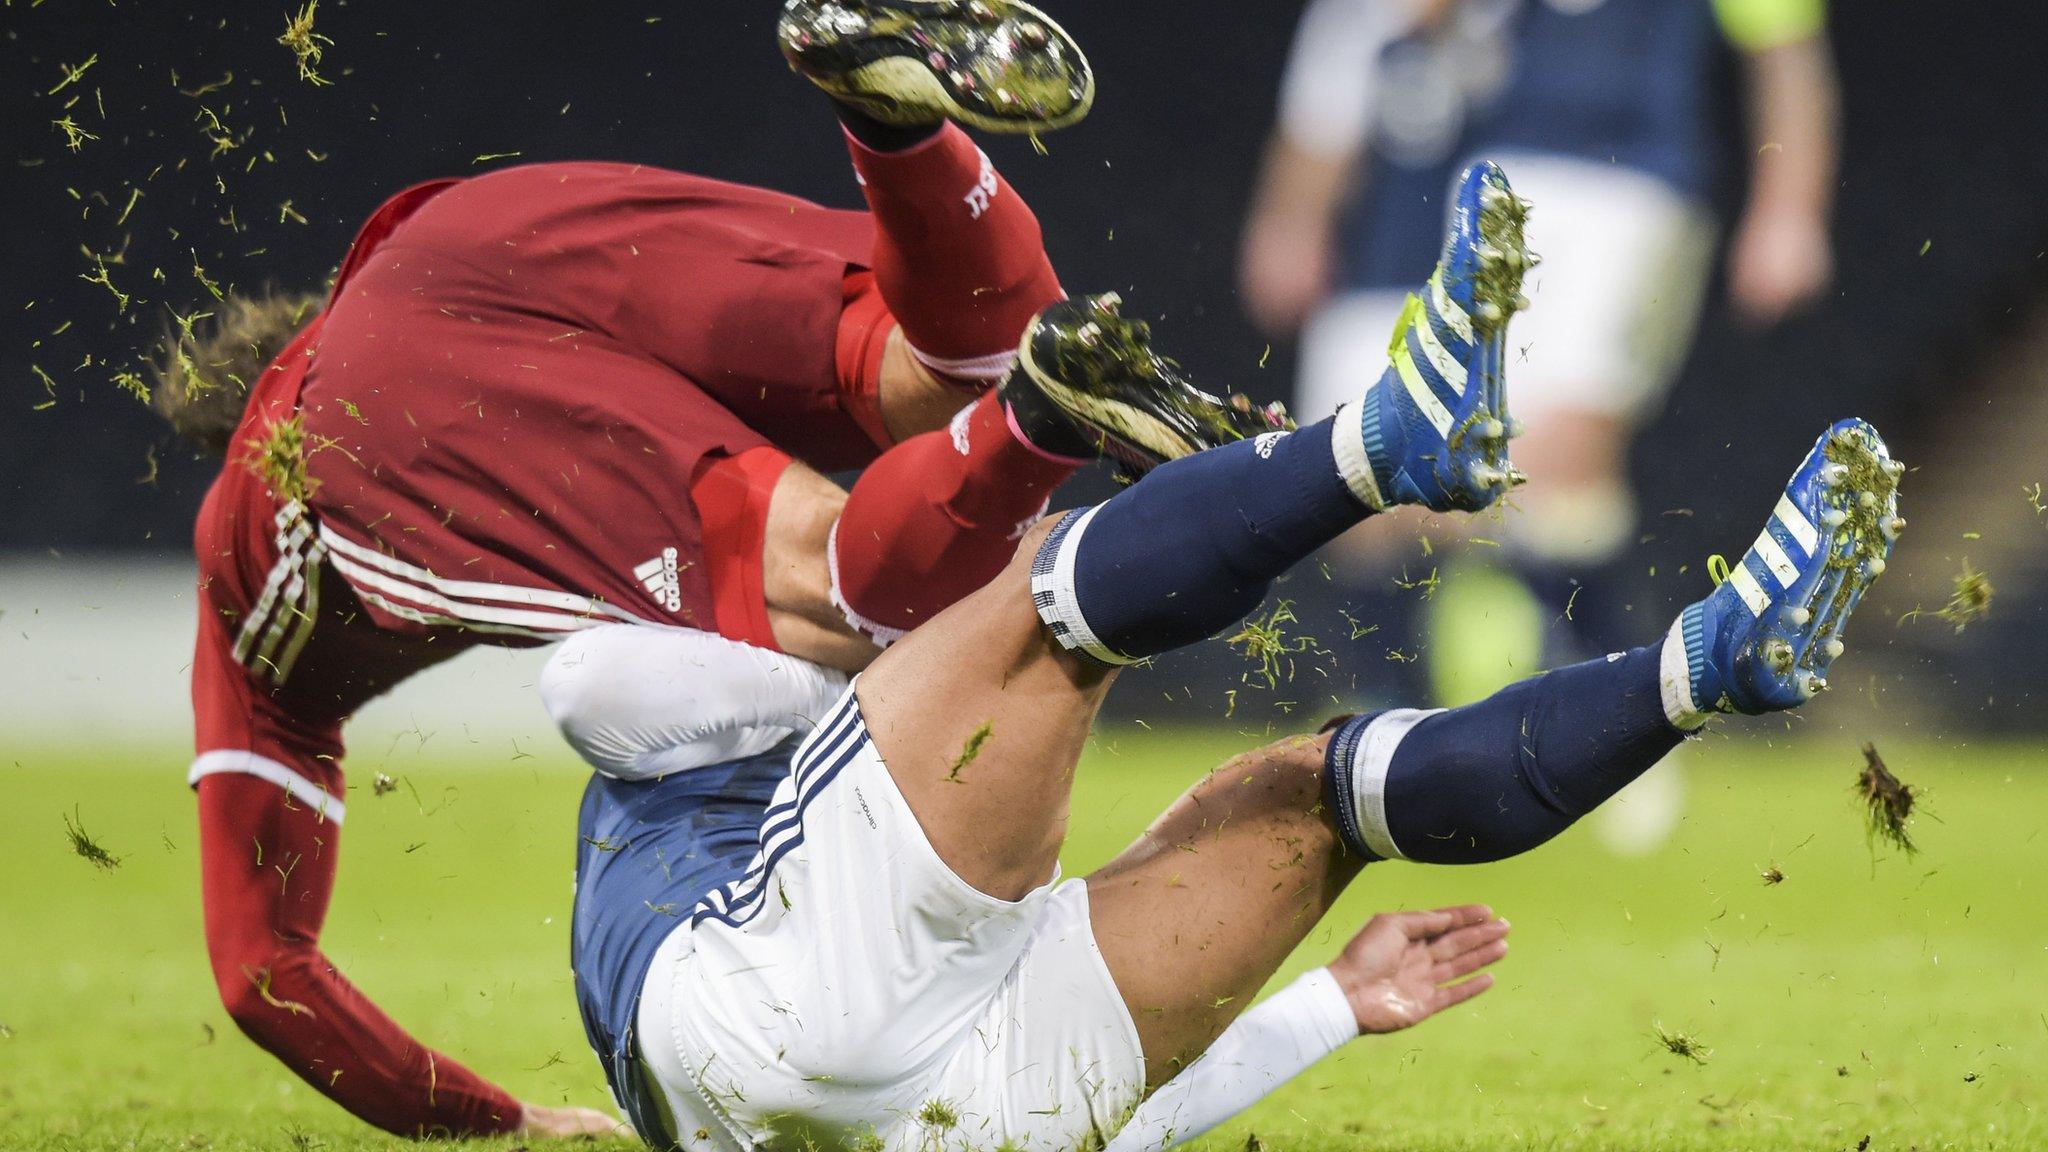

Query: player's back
291,161,879,643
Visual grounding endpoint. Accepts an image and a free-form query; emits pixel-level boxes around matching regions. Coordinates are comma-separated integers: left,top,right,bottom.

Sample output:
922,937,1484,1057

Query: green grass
3,729,2044,1151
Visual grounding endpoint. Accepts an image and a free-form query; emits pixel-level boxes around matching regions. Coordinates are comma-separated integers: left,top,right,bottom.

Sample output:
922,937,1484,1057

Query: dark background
5,1,2046,721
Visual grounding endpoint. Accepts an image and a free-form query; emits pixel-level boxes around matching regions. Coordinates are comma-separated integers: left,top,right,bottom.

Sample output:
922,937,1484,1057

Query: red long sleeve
196,774,522,1137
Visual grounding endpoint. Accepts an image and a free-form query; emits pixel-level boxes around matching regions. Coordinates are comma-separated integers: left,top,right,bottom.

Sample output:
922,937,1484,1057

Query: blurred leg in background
1242,0,1839,852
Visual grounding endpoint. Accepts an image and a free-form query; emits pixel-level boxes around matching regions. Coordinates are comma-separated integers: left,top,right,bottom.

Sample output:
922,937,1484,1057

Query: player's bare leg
857,515,1113,897
1085,731,1363,1080
759,462,881,671
1090,421,1903,1082
873,326,982,441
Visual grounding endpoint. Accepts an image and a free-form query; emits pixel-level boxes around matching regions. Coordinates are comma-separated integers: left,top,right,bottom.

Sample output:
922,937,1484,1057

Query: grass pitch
3,728,2043,1151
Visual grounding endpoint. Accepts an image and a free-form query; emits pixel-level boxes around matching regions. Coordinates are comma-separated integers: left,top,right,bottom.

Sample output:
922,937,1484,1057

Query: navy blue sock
1031,419,1369,664
1323,642,1683,864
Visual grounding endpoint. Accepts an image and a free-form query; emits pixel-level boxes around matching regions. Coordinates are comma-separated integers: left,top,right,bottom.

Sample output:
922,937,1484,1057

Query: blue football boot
1664,419,1905,724
1337,161,1532,514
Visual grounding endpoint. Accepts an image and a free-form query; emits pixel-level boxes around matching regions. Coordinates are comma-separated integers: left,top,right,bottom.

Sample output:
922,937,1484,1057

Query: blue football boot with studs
1664,419,1904,725
1335,161,1534,514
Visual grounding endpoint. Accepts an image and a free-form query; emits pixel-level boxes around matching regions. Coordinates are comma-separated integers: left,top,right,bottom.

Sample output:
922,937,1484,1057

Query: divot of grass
1225,600,1320,690
1934,561,1992,632
1856,743,1919,858
249,412,321,504
915,1098,958,1131
280,2,336,86
1653,1022,1711,1065
62,807,120,872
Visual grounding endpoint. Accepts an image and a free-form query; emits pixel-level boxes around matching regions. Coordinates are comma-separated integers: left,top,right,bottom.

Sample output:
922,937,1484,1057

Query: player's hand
1728,206,1833,326
1325,904,1510,1034
518,1102,632,1139
1240,211,1333,338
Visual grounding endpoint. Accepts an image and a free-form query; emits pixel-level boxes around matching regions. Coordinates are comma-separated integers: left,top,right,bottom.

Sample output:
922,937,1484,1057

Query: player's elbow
208,939,319,1045
542,625,736,780
536,623,638,774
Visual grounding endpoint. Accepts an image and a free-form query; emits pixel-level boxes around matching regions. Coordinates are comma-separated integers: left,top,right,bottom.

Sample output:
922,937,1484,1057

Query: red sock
848,123,1064,388
198,773,522,1137
832,390,1082,641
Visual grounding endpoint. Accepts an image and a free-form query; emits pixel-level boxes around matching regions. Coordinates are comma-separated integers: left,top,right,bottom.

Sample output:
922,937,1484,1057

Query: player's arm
1105,906,1509,1152
1720,0,1841,324
1240,0,1429,337
542,622,851,780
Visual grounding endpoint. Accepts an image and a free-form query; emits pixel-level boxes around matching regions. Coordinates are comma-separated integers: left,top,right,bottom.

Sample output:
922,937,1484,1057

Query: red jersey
192,163,888,793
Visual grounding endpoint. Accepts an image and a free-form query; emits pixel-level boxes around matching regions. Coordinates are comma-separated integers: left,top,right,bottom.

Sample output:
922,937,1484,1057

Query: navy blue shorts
571,743,794,1145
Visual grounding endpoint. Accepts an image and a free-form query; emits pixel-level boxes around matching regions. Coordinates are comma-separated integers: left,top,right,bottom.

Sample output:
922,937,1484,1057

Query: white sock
1658,616,1711,731
1104,968,1359,1152
1330,400,1386,511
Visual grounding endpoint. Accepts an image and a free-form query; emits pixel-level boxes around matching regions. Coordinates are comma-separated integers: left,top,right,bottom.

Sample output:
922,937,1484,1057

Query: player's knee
1014,512,1063,566
972,511,1062,607
1230,729,1336,811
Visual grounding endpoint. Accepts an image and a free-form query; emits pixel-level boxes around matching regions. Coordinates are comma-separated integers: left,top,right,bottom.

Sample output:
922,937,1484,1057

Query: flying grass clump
52,116,98,152
915,1099,959,1132
1225,600,1321,690
280,2,336,86
250,412,321,505
1653,1023,1711,1065
1856,743,1919,858
63,807,120,872
1934,561,1992,632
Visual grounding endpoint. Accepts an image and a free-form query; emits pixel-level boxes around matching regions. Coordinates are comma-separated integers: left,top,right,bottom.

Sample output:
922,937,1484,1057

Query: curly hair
148,290,322,456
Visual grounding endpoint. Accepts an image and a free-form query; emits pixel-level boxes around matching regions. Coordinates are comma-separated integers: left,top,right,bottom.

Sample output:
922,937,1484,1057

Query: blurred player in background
1241,0,1839,848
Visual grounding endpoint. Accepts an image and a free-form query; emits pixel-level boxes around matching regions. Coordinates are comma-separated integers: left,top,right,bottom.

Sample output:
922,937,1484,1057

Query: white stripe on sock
1330,400,1386,511
910,344,1017,386
1030,506,1140,666
1659,617,1710,731
1347,708,1443,861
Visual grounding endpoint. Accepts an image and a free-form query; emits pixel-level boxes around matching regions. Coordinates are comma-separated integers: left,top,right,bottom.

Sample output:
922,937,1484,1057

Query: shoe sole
783,0,1095,134
1015,301,1202,465
1433,169,1533,500
1755,422,1904,699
